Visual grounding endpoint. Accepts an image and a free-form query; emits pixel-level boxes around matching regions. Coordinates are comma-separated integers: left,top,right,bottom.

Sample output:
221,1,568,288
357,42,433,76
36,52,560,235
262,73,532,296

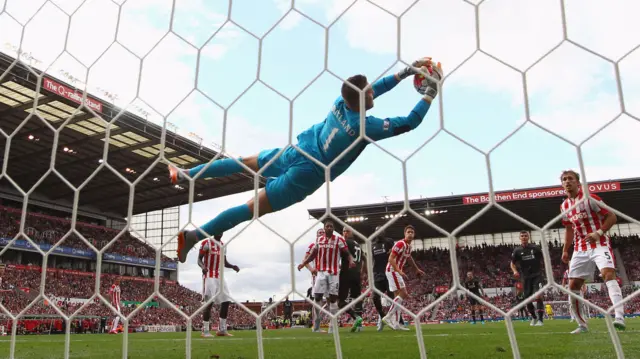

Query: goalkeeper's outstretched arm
371,57,435,99
365,99,431,141
365,62,442,142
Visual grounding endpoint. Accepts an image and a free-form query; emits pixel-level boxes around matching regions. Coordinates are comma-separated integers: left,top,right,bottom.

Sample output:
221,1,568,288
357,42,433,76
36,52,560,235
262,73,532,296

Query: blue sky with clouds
1,0,639,303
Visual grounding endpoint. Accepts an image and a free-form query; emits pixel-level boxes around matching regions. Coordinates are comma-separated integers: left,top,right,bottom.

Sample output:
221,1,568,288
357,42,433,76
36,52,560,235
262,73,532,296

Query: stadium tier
0,51,273,333
307,178,640,239
0,51,264,218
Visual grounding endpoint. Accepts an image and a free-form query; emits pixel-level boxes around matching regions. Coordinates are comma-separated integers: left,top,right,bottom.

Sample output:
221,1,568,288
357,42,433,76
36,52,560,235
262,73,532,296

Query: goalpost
0,1,637,359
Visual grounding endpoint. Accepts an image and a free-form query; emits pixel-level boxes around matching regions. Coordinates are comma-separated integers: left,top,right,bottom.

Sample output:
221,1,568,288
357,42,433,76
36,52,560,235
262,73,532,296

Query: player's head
323,219,335,237
404,225,415,242
316,228,325,238
560,170,580,196
466,271,474,279
114,276,121,285
519,231,530,246
342,227,353,240
342,75,374,112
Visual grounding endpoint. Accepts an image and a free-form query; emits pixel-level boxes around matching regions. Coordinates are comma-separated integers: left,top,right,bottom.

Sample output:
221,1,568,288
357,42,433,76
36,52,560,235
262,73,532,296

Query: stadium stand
0,52,268,334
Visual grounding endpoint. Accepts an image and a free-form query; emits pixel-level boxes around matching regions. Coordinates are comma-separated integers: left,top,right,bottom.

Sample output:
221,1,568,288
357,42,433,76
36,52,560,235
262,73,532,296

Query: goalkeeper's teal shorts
257,147,325,211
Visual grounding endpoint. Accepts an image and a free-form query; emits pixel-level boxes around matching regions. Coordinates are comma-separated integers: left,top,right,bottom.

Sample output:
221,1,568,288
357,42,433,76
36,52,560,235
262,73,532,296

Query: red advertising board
42,77,103,113
462,182,621,205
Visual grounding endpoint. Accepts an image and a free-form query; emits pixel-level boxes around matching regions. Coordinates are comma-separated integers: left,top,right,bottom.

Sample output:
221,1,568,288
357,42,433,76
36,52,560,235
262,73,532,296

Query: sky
0,0,639,305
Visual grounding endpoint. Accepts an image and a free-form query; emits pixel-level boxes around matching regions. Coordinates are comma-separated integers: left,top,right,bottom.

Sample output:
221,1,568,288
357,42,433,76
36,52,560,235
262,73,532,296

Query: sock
111,317,119,331
314,301,323,330
527,302,536,320
387,297,403,322
606,279,624,320
536,299,544,322
569,290,587,327
480,312,484,322
329,302,338,315
197,204,252,239
219,318,227,332
338,300,357,320
188,158,244,179
203,321,210,333
354,301,363,318
471,309,476,323
373,294,385,317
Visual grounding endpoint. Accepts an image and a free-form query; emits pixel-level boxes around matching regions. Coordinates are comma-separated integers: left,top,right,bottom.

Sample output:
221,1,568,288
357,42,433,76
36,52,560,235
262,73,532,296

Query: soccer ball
413,65,441,95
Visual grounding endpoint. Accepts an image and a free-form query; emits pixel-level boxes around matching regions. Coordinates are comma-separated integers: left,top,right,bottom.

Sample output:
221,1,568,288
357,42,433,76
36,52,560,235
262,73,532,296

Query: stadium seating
1,204,639,332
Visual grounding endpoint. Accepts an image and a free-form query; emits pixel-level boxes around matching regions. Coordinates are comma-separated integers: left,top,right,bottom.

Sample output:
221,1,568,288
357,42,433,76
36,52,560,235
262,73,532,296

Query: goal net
0,1,638,359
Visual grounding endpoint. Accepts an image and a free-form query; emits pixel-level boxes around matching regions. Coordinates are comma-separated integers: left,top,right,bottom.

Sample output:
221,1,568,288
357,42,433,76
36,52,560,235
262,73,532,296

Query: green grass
0,319,637,359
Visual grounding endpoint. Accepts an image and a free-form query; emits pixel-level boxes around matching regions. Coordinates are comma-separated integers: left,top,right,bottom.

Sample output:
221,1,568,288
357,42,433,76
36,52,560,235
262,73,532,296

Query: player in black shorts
371,226,396,331
515,285,527,320
338,227,365,332
511,230,545,326
464,271,485,324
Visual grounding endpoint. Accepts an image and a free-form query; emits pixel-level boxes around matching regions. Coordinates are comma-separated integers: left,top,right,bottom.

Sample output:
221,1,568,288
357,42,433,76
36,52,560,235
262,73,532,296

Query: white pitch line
0,330,636,343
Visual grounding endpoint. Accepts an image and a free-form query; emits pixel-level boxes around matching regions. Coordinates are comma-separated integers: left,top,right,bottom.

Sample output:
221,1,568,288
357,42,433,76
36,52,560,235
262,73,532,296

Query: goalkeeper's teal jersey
295,74,431,179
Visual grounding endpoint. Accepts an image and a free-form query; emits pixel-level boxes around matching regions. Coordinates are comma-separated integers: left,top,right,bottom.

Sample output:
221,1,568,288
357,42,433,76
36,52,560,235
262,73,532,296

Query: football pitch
0,319,637,359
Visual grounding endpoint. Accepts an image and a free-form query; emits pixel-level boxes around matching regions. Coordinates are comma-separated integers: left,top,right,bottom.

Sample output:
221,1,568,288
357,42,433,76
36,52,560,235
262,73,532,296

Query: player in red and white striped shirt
383,225,424,330
198,236,240,338
108,277,121,334
559,170,624,333
302,228,330,332
298,220,354,333
304,229,325,292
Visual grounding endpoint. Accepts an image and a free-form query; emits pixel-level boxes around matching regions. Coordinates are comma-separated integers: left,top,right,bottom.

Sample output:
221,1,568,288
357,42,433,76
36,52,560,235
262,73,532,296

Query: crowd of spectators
0,206,175,264
1,204,640,333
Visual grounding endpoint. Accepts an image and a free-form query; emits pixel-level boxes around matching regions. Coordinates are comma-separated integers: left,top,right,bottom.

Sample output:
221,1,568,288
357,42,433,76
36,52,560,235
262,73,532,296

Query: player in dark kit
511,230,545,326
370,226,396,331
464,271,485,324
514,283,527,321
338,227,365,332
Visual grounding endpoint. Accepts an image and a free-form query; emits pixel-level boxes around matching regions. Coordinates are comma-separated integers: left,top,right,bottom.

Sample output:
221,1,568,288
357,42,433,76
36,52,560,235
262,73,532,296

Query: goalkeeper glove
397,57,433,80
416,62,443,102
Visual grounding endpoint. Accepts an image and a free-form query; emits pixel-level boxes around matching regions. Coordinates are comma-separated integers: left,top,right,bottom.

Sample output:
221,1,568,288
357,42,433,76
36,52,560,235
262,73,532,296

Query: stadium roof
0,53,264,218
307,177,640,239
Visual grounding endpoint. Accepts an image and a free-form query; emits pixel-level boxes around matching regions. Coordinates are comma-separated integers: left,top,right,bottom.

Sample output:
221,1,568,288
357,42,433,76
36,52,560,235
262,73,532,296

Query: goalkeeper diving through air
171,58,443,261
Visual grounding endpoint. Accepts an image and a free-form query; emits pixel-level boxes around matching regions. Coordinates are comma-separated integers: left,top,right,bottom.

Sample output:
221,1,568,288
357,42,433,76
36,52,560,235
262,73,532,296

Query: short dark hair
323,219,334,226
341,75,368,110
404,224,415,233
560,169,580,182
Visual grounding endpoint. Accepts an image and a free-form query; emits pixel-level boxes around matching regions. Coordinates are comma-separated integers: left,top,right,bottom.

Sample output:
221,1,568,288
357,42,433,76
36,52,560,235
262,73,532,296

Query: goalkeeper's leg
176,150,324,262
169,148,285,184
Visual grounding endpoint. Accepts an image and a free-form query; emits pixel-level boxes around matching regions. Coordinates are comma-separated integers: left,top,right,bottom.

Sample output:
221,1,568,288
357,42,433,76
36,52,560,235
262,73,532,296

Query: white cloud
116,0,173,58
49,0,83,15
400,0,476,72
340,1,397,55
4,0,47,25
478,0,564,71
138,33,197,116
171,0,228,48
20,1,68,69
87,43,141,107
66,0,119,67
564,0,640,61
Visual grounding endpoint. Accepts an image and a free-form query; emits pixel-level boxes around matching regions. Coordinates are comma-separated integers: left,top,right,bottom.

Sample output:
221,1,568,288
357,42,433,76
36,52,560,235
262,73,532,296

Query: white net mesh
0,0,639,358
